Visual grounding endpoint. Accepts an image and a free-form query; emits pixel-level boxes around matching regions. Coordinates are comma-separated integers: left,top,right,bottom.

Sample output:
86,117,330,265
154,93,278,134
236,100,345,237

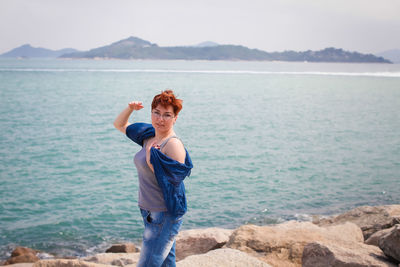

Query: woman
113,90,193,267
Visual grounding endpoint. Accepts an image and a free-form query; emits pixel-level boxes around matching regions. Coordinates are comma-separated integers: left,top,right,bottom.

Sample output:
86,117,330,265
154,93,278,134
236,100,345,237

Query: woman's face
151,104,177,133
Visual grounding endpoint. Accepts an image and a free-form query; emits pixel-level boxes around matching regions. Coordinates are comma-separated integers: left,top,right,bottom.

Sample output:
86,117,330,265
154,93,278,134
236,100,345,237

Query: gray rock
4,247,40,265
32,259,108,267
176,248,271,267
83,253,140,266
366,226,396,246
379,224,400,263
105,243,138,253
0,264,34,267
110,258,134,266
226,221,363,267
175,227,233,261
3,255,40,265
11,248,39,258
314,205,400,240
302,241,396,267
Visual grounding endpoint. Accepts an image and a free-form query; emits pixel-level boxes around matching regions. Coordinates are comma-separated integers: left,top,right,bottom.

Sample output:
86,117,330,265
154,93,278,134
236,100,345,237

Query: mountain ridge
59,37,392,63
1,37,392,63
0,44,78,58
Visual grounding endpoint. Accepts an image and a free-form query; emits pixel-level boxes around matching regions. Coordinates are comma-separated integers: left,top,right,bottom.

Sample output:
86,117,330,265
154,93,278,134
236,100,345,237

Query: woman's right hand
128,101,144,111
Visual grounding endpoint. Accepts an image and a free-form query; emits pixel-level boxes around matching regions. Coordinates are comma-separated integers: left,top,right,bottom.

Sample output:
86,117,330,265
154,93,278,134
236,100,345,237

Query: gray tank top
133,136,177,211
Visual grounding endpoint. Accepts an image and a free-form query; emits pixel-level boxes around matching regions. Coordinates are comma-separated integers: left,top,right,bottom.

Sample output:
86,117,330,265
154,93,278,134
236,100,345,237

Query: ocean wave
1,68,400,77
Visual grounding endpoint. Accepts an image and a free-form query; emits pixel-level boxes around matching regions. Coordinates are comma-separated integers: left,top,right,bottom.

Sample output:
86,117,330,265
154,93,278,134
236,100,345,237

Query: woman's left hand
148,139,161,151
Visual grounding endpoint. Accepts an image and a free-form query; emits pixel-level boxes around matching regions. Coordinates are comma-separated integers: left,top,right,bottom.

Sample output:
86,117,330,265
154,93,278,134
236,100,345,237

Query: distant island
0,44,78,58
60,37,391,63
1,37,392,63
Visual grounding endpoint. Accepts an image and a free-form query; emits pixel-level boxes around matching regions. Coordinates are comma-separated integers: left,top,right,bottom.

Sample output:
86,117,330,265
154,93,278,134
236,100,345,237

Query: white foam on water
1,68,400,77
37,252,55,259
293,213,314,222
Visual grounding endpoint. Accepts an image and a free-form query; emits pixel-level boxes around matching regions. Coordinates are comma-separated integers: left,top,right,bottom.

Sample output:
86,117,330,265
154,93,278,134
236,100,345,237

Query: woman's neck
155,129,175,141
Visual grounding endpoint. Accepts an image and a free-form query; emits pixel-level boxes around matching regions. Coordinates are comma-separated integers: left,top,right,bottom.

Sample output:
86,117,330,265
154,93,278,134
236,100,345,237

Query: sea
0,58,399,259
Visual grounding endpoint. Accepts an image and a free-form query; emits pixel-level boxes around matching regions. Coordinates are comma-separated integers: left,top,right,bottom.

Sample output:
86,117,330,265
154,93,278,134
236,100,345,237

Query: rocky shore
2,204,399,267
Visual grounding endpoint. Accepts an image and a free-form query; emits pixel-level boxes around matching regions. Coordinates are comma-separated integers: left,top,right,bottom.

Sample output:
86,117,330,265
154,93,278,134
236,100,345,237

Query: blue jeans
137,209,183,267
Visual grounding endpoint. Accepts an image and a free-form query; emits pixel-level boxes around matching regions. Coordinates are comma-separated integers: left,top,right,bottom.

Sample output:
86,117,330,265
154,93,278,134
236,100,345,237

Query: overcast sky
1,0,399,54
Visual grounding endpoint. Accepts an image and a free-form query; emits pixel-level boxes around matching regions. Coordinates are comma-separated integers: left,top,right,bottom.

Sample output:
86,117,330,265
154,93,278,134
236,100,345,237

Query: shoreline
0,206,366,261
2,204,399,266
1,57,397,65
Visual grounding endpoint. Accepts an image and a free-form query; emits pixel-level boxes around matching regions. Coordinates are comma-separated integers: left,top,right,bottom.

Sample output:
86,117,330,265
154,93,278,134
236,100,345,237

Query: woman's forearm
113,106,133,133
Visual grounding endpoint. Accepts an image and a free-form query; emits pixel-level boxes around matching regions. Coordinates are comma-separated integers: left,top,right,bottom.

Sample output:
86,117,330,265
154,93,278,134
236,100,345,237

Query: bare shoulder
163,138,186,163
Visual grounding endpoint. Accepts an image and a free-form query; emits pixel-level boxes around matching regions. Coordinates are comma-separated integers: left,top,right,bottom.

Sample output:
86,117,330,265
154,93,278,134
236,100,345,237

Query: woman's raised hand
128,101,144,111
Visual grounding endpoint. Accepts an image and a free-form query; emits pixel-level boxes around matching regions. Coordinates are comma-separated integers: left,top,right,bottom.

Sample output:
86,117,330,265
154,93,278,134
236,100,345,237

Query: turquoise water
1,59,399,259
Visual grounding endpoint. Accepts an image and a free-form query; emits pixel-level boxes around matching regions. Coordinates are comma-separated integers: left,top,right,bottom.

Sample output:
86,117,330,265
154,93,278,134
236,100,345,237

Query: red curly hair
151,90,183,115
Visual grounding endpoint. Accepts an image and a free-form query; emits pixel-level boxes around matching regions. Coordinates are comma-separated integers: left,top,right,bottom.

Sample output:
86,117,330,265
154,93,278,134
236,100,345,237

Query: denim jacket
126,123,193,217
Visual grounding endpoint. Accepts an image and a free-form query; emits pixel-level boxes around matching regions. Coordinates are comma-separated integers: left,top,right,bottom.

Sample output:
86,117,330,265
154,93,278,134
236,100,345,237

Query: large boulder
366,226,396,246
314,205,400,240
3,247,40,265
176,248,272,267
302,241,396,267
105,243,139,253
83,253,140,266
3,255,40,266
175,227,233,261
10,248,39,258
379,224,400,263
226,221,363,267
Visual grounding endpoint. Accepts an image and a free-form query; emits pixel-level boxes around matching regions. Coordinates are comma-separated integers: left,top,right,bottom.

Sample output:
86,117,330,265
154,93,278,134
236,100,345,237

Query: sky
1,0,399,55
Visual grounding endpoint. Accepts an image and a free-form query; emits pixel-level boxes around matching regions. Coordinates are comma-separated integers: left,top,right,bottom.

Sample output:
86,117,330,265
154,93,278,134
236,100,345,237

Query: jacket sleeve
125,123,155,146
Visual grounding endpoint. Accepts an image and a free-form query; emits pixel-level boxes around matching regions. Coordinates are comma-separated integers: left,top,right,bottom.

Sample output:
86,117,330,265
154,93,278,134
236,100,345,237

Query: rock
379,224,400,263
226,221,364,267
32,259,109,267
176,248,272,267
366,226,396,246
4,255,40,266
175,227,233,261
1,264,34,267
110,258,135,267
11,248,39,258
314,205,400,240
302,241,396,267
105,243,138,253
83,253,140,266
384,206,400,218
4,247,40,265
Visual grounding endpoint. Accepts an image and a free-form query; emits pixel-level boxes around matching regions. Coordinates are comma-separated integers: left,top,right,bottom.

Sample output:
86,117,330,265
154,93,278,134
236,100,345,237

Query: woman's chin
154,124,167,131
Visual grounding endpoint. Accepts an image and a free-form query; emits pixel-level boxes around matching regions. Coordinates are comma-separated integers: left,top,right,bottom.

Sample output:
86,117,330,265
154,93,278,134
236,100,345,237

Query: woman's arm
146,140,155,173
113,101,143,133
